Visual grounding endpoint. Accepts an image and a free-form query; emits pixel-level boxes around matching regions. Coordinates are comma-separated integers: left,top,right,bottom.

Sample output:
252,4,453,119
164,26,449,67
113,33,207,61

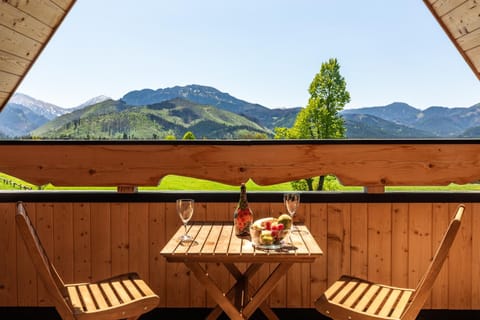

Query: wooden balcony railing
1,140,480,190
0,140,479,310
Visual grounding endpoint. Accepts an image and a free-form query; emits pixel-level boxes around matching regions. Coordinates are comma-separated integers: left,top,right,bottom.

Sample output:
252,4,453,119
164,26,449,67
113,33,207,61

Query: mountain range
31,97,272,139
1,85,479,139
342,102,480,138
0,93,110,137
122,85,300,129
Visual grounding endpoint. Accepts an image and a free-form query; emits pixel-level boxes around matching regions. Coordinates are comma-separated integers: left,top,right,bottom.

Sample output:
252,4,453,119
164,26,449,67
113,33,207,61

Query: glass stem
184,223,188,235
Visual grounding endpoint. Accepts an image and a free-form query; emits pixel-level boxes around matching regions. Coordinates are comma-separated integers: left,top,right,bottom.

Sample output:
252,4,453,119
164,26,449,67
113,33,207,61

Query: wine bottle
234,183,253,237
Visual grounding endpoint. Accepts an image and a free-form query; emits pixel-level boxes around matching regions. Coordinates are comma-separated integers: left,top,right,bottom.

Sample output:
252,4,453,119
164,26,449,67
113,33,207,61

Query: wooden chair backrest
15,202,75,320
402,204,465,320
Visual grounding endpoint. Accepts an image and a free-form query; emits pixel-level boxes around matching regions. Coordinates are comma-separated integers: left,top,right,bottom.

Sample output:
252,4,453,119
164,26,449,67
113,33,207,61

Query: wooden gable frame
424,0,480,80
0,0,76,111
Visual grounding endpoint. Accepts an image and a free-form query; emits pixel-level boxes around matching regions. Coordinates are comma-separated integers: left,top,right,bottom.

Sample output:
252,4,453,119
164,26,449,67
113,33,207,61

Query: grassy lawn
1,172,480,192
143,175,294,191
0,172,294,191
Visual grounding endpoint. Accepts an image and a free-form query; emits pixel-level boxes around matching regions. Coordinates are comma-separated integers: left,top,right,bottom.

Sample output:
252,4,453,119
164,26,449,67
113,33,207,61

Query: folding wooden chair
315,204,465,320
15,201,160,320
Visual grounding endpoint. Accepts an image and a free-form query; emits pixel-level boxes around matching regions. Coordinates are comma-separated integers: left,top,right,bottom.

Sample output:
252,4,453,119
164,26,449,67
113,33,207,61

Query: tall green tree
298,57,350,140
275,58,350,190
182,131,196,140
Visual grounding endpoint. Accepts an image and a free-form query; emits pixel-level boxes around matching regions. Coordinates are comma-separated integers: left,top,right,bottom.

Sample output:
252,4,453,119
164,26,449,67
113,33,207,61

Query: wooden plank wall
0,201,476,310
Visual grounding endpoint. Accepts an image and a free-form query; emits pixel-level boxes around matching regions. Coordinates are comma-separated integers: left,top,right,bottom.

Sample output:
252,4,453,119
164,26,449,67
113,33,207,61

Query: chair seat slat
78,284,97,312
133,277,157,297
122,278,143,299
88,283,109,309
324,279,347,299
67,286,84,311
366,287,391,314
378,289,402,317
390,290,414,318
111,279,133,303
354,284,380,312
331,278,359,304
100,282,121,306
343,282,370,308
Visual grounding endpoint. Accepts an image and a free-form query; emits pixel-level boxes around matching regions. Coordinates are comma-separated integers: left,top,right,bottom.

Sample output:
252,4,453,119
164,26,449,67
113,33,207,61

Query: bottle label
234,207,253,237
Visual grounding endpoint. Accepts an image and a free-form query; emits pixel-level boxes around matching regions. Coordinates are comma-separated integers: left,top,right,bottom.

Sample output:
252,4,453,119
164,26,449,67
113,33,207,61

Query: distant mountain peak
121,84,285,128
343,102,420,126
9,93,68,119
73,95,111,110
122,84,247,108
1,93,69,137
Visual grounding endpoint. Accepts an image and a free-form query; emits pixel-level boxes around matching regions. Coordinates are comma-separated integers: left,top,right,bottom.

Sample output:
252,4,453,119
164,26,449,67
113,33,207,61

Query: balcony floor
1,307,479,319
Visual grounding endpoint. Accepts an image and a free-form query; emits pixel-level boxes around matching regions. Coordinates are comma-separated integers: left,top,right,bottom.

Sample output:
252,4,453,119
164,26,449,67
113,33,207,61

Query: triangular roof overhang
0,0,76,112
0,1,478,113
424,0,480,81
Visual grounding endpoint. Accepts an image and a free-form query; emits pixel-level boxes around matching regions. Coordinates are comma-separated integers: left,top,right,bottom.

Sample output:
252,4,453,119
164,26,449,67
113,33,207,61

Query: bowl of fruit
250,214,292,249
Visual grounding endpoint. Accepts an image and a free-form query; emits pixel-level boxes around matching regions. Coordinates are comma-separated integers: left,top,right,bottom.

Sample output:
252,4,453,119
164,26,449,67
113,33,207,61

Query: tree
275,58,350,190
237,131,269,139
182,131,196,140
298,57,350,140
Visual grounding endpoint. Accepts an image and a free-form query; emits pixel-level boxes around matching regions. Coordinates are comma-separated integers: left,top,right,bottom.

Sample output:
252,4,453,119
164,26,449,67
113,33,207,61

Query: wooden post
116,185,138,193
364,185,385,193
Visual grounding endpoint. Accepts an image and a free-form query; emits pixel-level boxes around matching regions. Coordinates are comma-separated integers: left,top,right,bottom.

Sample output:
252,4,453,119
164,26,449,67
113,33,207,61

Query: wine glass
283,193,300,232
176,199,194,243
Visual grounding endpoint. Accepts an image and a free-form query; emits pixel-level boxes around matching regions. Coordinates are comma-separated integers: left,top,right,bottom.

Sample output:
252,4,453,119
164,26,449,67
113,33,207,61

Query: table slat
289,229,309,255
160,224,186,255
188,224,213,254
228,225,243,255
174,224,203,255
297,224,323,255
200,223,221,254
215,224,233,255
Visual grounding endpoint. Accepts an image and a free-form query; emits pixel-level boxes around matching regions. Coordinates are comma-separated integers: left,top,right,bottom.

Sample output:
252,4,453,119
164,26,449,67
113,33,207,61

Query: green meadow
0,172,293,191
2,172,480,192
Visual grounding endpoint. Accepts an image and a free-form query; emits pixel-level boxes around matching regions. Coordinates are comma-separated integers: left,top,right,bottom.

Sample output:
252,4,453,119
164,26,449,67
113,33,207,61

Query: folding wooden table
160,222,323,320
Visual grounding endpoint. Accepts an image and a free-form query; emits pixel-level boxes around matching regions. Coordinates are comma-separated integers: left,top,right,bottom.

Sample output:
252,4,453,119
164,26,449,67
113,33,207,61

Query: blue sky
17,0,480,110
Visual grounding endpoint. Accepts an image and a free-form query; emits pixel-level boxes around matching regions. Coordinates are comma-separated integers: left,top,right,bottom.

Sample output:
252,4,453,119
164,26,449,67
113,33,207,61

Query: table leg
207,262,284,320
208,263,263,319
229,263,279,320
225,263,262,310
185,262,244,320
242,262,294,319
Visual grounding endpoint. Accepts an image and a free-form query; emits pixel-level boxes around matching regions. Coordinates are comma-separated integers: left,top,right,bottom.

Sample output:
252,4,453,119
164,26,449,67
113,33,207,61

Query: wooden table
160,222,323,320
